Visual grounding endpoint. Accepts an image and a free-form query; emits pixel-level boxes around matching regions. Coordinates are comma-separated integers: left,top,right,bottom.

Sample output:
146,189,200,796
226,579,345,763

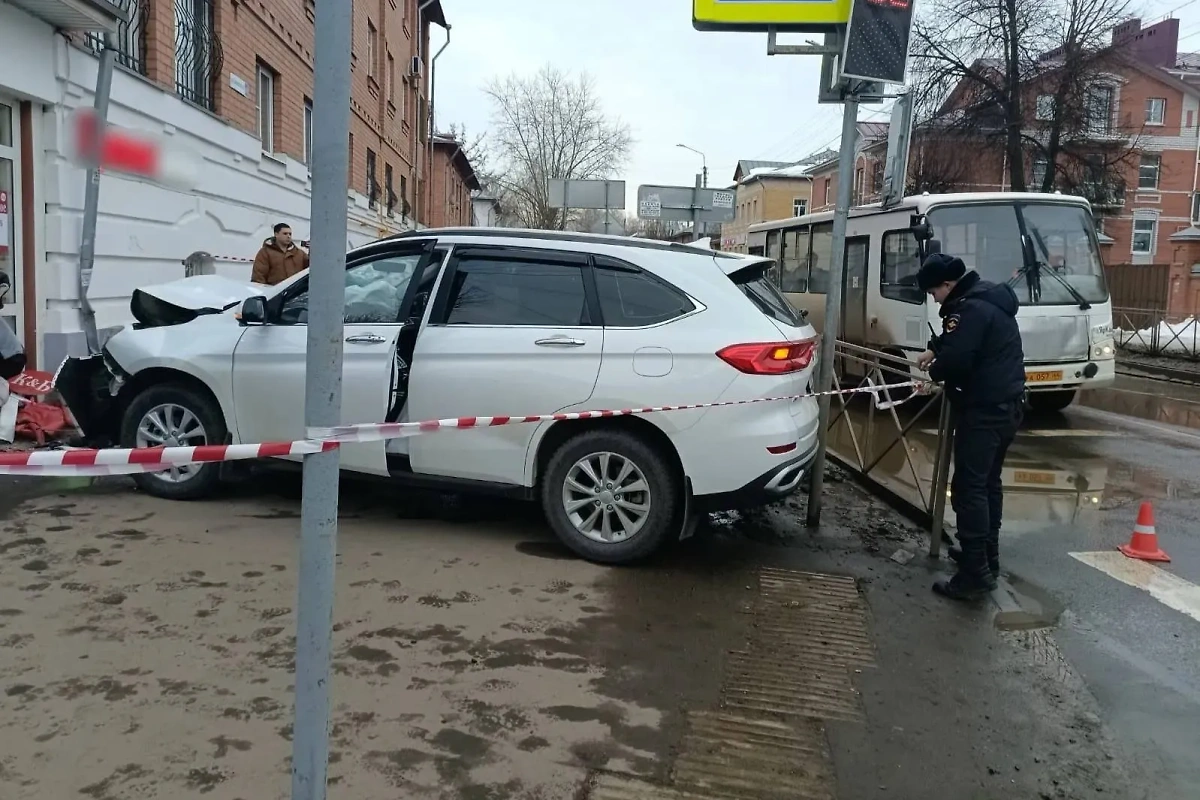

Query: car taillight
716,339,816,375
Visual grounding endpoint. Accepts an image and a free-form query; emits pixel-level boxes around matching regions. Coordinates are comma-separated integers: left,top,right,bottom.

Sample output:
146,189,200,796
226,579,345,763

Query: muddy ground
0,470,1148,799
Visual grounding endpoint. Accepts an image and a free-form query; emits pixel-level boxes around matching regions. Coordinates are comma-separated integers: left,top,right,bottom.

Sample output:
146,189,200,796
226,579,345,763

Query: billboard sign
841,0,918,84
692,0,851,32
636,185,737,224
547,179,626,210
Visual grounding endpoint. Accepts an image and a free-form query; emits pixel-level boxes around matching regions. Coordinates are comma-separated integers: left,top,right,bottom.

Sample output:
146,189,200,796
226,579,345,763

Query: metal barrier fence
818,341,953,557
1113,306,1200,360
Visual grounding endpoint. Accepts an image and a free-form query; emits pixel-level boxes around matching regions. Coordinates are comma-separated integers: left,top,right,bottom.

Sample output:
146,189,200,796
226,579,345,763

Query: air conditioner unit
410,56,421,77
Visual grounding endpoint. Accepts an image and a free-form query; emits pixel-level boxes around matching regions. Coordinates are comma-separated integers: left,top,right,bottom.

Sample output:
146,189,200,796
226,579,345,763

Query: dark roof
432,137,482,191
424,1,447,27
733,159,793,181
381,227,746,258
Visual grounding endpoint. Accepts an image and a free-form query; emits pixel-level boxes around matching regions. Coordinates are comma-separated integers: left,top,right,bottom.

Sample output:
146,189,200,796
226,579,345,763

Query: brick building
428,134,481,228
719,157,823,253
0,0,470,370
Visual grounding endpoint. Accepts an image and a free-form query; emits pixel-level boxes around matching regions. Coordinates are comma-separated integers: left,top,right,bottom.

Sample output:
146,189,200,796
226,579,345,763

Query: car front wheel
540,429,679,564
120,383,226,500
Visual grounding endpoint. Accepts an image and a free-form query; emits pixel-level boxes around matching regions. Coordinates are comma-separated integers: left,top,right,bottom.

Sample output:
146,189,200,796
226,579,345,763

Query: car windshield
927,203,1109,306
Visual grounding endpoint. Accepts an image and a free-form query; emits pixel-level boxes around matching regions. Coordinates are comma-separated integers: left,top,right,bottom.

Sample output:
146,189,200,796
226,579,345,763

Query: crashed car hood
130,274,265,327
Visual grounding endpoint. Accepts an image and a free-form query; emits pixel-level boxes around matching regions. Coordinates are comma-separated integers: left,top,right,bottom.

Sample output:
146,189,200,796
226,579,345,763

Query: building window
853,167,864,203
1145,98,1166,126
1138,153,1160,190
400,174,409,217
385,164,396,215
1131,216,1156,254
1032,152,1049,189
1086,85,1114,134
175,0,222,111
348,133,354,184
86,0,148,75
1193,192,1200,223
366,149,378,208
823,180,830,206
792,198,807,218
303,98,313,165
256,63,275,152
367,21,378,79
1036,94,1055,122
387,52,396,107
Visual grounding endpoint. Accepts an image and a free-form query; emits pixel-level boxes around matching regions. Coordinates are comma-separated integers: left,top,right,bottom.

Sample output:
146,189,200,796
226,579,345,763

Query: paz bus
745,192,1115,412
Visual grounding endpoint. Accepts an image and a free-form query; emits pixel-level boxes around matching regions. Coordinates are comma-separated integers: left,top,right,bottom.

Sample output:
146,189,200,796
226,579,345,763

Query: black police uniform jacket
926,271,1026,408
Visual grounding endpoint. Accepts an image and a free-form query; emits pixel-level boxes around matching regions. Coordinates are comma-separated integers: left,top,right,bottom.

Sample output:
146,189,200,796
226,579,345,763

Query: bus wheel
1028,389,1076,413
879,349,917,404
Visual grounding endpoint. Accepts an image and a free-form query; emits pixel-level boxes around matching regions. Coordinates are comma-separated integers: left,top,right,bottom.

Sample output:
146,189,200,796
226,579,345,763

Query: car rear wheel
120,383,226,500
540,429,679,564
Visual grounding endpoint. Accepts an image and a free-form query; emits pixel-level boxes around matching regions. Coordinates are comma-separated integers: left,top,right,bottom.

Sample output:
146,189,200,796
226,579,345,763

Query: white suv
56,229,820,564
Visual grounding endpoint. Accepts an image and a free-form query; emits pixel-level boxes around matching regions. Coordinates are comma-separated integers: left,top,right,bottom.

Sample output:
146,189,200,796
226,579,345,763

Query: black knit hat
917,253,967,291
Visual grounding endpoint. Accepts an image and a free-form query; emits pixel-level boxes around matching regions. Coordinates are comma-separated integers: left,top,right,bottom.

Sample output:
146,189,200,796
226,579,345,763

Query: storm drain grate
586,568,872,800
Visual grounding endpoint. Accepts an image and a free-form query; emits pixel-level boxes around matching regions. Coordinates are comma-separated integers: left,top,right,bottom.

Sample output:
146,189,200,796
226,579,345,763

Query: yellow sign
1014,470,1057,486
693,0,851,31
1026,370,1064,383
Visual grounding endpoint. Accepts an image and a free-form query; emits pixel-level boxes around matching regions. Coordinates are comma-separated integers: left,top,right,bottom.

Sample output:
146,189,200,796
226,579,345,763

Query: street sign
692,0,852,31
880,91,914,208
841,0,918,84
636,184,737,223
548,179,626,210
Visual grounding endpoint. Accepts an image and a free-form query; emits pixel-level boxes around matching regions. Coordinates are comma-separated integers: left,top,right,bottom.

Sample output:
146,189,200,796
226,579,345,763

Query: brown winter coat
251,238,310,285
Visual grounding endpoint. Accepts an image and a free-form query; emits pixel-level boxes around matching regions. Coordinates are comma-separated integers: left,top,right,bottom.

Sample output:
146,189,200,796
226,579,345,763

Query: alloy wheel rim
136,403,208,484
562,451,651,544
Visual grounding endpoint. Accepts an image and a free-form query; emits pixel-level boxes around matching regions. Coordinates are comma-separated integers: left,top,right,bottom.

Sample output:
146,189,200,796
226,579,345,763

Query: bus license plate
1026,370,1063,383
1014,470,1056,485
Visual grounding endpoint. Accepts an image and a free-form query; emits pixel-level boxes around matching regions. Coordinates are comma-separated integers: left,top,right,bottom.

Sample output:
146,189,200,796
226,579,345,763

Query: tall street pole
77,35,117,354
291,0,352,796
806,95,859,528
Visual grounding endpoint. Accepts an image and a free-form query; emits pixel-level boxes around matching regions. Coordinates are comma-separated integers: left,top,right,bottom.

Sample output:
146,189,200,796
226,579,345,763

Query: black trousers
950,400,1023,548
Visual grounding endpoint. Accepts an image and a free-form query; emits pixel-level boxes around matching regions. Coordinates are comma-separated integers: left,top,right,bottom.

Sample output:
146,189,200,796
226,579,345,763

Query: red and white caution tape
0,380,925,476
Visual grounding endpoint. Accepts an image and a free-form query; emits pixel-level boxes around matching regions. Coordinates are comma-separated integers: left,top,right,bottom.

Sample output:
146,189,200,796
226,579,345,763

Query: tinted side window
809,222,833,294
442,256,589,326
881,231,923,304
781,227,810,293
594,260,694,327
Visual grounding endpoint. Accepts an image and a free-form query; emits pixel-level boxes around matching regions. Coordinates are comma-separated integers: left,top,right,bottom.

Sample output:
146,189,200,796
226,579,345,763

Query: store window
0,101,21,347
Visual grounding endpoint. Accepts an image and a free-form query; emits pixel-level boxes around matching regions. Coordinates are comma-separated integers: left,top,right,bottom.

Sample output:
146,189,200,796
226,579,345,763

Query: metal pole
77,35,117,354
693,172,704,243
806,95,859,528
928,396,954,558
291,0,352,796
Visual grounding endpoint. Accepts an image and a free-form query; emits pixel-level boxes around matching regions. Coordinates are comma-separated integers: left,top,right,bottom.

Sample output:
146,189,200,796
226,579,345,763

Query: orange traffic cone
1118,502,1170,563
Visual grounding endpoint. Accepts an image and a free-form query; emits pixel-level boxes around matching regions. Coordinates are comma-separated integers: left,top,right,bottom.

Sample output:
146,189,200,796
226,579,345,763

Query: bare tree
910,0,1140,198
484,65,633,230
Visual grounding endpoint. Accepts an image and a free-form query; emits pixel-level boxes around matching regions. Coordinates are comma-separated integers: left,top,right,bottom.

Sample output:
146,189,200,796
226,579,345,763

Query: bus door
841,236,870,344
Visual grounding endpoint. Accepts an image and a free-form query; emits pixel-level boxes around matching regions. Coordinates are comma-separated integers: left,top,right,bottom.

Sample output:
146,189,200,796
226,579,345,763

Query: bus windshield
927,203,1108,306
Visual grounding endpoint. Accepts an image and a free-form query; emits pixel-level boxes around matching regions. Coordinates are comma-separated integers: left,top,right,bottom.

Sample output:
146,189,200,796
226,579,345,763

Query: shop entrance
0,98,22,351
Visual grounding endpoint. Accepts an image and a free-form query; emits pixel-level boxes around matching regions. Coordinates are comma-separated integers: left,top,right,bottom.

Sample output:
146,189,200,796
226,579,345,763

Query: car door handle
534,336,586,347
346,333,387,344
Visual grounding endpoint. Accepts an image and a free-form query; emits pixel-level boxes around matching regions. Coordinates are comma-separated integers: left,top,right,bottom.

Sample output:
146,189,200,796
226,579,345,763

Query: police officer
915,254,1025,600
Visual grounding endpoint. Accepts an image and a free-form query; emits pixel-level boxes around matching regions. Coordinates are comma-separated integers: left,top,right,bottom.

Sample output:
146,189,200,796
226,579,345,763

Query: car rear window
730,261,806,327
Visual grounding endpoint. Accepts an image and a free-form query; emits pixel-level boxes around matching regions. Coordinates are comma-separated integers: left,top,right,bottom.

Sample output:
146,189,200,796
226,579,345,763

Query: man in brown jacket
251,222,310,285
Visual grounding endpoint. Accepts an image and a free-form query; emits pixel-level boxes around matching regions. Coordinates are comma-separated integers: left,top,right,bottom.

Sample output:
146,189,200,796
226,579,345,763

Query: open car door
231,239,438,476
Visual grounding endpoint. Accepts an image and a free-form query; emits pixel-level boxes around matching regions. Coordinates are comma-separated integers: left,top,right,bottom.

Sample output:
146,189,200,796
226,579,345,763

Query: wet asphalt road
1,373,1198,798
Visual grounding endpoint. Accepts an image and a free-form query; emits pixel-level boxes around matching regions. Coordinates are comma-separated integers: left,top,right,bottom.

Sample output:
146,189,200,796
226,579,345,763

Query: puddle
1078,375,1200,430
993,574,1066,631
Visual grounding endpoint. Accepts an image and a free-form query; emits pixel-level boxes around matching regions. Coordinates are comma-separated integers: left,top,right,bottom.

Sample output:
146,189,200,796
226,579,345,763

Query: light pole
677,143,708,242
676,143,708,187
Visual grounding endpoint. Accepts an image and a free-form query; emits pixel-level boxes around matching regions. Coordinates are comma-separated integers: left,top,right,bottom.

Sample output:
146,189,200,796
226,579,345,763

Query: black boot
947,541,1000,580
934,539,997,600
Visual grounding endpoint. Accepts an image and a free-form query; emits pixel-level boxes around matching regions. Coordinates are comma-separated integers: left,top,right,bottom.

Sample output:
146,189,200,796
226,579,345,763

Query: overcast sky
434,0,1200,209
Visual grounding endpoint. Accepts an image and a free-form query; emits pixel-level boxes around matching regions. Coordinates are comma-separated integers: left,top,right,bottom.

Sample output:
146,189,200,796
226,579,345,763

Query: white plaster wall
40,42,417,347
0,2,59,103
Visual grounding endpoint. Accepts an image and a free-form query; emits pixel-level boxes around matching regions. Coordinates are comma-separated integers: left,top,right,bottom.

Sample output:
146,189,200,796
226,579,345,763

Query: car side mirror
239,295,268,326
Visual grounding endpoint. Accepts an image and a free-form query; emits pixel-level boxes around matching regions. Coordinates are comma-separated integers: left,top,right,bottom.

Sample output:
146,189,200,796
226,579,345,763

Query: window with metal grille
86,0,148,75
385,164,397,215
367,149,378,208
175,0,222,111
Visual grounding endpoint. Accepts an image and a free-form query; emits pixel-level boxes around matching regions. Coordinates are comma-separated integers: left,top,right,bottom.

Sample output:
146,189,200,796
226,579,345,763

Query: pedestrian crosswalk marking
1070,552,1200,624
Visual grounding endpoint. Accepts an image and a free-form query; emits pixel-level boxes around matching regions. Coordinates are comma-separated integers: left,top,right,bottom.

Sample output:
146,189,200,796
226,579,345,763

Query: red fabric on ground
15,401,72,445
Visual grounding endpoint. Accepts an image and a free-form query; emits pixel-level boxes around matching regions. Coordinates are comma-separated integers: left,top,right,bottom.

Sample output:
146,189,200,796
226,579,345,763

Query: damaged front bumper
54,351,125,446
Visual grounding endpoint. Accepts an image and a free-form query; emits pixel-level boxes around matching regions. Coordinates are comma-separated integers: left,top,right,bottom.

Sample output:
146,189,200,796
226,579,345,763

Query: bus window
881,230,923,304
809,222,833,293
766,230,782,285
748,245,765,256
782,227,810,292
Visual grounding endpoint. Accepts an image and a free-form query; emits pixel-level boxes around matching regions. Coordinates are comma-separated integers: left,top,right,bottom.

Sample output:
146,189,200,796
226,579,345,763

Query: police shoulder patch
944,314,961,332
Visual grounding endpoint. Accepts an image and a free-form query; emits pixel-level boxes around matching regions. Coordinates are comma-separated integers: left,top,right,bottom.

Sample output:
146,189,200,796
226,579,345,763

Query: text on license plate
1026,370,1063,383
1014,470,1056,485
